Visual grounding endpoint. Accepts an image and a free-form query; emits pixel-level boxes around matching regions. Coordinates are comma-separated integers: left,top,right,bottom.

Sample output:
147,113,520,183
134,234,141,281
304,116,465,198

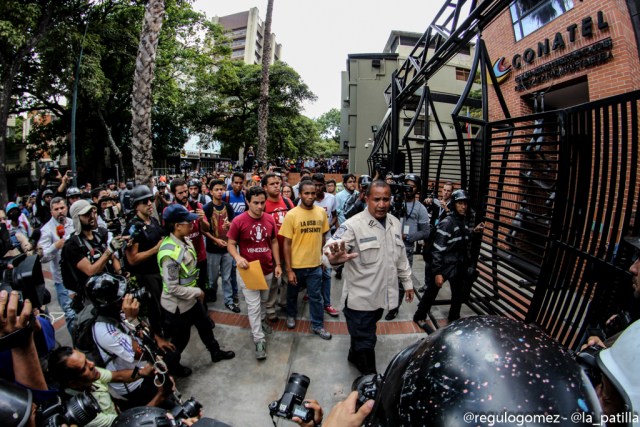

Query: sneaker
255,340,267,360
267,313,278,322
225,303,241,313
262,320,273,334
286,316,296,329
311,327,332,340
324,305,339,317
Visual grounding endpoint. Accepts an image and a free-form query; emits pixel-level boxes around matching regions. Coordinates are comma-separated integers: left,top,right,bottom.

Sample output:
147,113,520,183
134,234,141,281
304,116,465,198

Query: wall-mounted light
371,125,379,134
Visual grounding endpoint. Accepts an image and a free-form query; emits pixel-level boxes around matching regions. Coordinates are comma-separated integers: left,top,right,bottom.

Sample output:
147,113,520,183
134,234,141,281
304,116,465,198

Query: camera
128,286,151,302
352,374,382,410
1,254,46,310
45,167,59,180
170,397,203,420
36,391,101,427
268,373,314,423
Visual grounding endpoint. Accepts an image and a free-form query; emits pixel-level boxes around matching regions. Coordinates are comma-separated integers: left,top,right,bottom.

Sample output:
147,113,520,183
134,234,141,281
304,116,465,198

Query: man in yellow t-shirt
279,180,331,339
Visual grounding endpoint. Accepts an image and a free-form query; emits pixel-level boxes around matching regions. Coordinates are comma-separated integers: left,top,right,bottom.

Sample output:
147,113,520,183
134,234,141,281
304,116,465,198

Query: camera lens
181,398,203,418
129,287,150,301
64,392,101,426
285,373,310,400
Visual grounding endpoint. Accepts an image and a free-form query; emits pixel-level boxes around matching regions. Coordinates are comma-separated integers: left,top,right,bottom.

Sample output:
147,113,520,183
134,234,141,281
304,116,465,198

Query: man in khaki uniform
323,180,414,375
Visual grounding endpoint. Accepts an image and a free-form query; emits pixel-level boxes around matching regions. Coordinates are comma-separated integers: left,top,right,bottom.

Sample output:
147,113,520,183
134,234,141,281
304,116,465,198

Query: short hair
50,197,66,209
326,179,336,186
261,173,280,187
170,178,186,194
312,173,325,183
232,172,245,182
47,346,77,387
365,180,390,196
246,185,266,202
299,179,316,193
91,187,104,199
208,179,225,190
443,181,454,189
342,173,356,183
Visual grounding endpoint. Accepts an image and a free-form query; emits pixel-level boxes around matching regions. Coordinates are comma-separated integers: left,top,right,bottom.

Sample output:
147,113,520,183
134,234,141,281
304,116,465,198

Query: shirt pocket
358,240,380,265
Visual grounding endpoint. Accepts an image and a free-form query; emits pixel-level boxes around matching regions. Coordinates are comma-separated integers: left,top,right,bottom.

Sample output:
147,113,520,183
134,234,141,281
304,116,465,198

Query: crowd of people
1,164,638,426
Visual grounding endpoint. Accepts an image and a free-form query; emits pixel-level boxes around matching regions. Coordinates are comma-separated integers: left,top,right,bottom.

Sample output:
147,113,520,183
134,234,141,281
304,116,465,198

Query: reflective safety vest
157,236,199,292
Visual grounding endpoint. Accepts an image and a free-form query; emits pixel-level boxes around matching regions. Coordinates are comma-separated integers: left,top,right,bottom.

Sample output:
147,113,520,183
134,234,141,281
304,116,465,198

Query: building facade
341,31,479,175
213,7,282,65
484,0,640,118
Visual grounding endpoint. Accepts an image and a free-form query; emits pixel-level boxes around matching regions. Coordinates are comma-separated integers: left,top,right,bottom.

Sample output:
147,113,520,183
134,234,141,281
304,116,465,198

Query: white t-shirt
313,193,337,238
93,321,145,396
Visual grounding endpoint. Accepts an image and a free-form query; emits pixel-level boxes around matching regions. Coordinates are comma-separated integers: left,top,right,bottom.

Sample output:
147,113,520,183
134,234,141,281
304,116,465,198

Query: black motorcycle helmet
66,187,82,198
188,179,201,189
358,175,372,188
364,316,601,426
85,273,128,309
451,188,470,203
0,378,32,427
404,174,421,191
130,185,153,207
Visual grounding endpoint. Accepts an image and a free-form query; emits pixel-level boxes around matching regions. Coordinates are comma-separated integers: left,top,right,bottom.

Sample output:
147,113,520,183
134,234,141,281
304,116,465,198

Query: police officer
158,204,234,376
413,189,484,330
323,180,414,375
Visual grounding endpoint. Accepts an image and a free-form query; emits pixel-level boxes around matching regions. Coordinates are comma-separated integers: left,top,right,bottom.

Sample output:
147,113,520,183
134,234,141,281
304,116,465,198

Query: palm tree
130,0,165,187
257,0,274,166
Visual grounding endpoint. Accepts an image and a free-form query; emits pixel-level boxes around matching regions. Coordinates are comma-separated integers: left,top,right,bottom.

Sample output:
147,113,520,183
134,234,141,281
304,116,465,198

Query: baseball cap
163,204,198,223
69,199,95,217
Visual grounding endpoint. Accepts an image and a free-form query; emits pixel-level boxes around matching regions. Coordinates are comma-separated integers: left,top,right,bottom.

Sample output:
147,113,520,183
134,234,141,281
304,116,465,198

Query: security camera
364,143,371,149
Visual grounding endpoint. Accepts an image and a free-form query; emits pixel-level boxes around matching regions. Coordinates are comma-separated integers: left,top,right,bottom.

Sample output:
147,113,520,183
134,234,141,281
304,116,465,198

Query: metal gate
473,90,640,349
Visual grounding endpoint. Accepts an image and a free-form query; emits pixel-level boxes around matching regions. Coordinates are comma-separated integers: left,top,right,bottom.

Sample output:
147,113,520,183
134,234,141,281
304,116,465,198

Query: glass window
510,0,574,41
456,67,471,81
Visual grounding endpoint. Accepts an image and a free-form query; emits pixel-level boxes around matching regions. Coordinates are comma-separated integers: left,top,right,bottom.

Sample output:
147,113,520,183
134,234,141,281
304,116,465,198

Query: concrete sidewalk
47,256,473,426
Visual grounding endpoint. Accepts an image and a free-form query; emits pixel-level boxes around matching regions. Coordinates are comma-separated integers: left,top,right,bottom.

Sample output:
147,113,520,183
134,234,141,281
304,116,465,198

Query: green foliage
199,60,317,160
315,108,341,144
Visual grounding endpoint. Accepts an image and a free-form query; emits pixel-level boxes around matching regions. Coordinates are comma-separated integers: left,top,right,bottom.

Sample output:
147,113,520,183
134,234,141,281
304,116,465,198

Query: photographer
62,200,124,299
153,181,171,224
384,174,430,321
344,175,371,220
86,274,175,409
47,346,156,427
4,202,34,256
39,197,77,335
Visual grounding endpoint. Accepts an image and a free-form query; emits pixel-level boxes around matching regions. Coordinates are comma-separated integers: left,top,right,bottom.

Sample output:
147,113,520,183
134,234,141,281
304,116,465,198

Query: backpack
283,197,293,211
72,302,118,367
342,193,358,218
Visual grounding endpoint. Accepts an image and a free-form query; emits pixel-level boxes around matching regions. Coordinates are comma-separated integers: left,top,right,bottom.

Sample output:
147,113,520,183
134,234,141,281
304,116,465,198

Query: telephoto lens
268,373,314,423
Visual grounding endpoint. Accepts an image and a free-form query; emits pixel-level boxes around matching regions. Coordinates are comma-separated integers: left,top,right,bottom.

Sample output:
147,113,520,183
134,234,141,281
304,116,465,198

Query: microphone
56,224,65,239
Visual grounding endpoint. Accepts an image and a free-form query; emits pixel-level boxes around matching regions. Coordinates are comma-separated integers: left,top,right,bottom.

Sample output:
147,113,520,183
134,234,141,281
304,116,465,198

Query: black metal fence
471,90,640,349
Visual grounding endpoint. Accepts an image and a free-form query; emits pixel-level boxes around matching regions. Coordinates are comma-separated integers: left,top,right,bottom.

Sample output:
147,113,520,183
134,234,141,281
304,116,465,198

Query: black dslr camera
169,397,203,421
0,254,46,311
36,391,101,427
268,373,314,423
352,374,383,410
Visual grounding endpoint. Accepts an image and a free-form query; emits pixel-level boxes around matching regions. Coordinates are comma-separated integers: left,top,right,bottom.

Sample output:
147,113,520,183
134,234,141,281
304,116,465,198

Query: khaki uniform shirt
323,209,412,311
159,233,201,313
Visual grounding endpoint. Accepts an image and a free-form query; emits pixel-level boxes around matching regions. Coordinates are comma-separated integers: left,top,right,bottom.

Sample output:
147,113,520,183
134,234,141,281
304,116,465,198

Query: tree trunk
130,0,165,188
0,74,15,207
256,0,274,165
97,109,125,183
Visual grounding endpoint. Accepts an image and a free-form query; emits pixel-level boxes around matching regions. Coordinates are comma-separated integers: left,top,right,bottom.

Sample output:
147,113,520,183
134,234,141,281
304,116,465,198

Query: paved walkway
46,256,474,425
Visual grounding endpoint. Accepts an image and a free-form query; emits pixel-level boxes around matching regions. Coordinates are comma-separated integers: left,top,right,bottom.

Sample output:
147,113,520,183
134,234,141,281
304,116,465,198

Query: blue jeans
207,252,233,305
55,282,76,335
230,260,239,297
321,267,332,307
287,267,324,329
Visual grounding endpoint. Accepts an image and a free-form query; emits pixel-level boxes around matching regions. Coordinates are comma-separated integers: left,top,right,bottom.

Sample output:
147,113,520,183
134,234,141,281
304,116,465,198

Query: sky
192,0,442,119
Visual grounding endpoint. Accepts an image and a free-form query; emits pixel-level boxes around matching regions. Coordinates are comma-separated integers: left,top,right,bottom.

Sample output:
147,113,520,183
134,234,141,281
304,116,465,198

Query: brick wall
484,0,640,120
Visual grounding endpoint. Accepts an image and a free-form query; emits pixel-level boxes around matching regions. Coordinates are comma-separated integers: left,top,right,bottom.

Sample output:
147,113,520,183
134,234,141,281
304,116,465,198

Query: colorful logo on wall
490,57,512,84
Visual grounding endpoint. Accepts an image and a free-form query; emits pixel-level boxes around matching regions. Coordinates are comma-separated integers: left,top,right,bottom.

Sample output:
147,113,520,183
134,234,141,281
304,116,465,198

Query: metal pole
70,20,90,187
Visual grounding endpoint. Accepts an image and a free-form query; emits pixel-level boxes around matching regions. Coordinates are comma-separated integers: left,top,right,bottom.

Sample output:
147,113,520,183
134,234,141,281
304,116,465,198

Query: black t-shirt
62,227,112,289
202,201,234,254
123,216,165,275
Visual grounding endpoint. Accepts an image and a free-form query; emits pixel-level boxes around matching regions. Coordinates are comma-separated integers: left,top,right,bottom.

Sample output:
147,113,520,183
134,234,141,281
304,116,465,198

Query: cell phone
66,171,77,178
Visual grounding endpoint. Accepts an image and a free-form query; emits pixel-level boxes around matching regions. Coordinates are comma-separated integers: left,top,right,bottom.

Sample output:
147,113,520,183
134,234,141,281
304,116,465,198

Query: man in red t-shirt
262,173,293,321
169,178,210,305
227,186,282,360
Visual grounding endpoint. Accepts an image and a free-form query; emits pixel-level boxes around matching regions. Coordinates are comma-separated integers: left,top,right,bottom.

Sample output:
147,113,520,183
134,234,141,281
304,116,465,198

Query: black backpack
72,302,118,367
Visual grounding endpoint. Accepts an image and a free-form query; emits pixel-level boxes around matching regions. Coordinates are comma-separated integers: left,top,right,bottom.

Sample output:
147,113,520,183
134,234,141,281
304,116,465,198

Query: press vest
157,236,199,291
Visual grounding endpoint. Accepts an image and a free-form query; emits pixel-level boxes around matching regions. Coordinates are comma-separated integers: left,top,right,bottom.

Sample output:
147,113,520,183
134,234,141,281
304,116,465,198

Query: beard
81,220,95,231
